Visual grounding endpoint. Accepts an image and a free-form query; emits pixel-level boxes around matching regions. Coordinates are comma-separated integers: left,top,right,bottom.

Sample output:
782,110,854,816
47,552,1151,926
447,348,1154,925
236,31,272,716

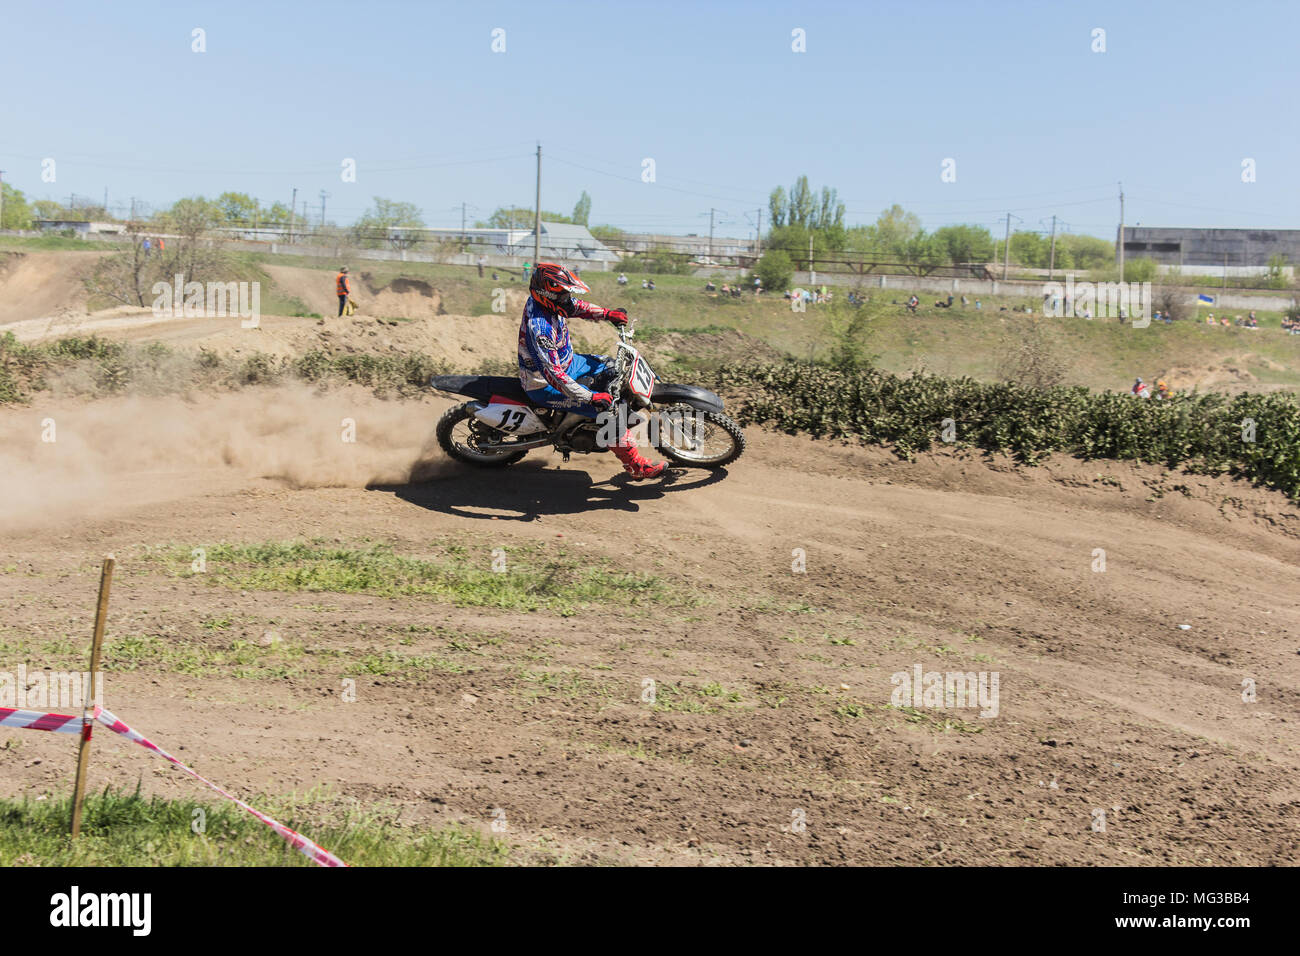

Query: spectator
975,299,982,310
1206,313,1216,326
156,237,164,257
647,279,656,290
1131,377,1151,399
1155,379,1171,400
617,273,628,286
720,283,730,294
477,254,487,278
753,275,761,294
642,278,649,289
492,271,499,281
960,294,969,308
142,237,151,255
906,294,919,314
523,261,532,281
705,280,716,292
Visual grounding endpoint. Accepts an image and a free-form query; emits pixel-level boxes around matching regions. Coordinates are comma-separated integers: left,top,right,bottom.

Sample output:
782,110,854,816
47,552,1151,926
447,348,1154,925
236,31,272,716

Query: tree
1007,230,1048,268
88,197,226,308
482,206,569,229
1056,234,1112,271
754,249,794,291
264,201,293,225
32,199,63,221
1,183,32,229
215,192,261,224
896,232,946,274
768,186,787,228
156,196,225,288
589,224,625,242
571,191,591,226
352,197,426,248
872,205,922,251
766,177,849,262
1266,253,1290,290
931,224,995,264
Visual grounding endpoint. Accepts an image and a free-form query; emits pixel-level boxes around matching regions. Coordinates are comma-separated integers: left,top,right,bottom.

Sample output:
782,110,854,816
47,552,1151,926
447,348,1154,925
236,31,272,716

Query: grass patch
352,650,470,678
0,785,507,866
101,633,304,680
155,539,669,615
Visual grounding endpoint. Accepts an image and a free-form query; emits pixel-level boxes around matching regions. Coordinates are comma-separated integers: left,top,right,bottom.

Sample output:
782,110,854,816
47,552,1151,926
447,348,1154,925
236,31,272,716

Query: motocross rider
518,262,667,480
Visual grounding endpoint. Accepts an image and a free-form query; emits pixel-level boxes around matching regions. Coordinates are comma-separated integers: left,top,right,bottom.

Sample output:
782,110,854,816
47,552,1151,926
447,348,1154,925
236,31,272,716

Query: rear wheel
651,404,745,468
436,404,529,466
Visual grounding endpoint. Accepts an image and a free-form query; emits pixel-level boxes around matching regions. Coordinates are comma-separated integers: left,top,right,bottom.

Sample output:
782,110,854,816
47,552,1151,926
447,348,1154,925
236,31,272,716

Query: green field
240,255,1299,392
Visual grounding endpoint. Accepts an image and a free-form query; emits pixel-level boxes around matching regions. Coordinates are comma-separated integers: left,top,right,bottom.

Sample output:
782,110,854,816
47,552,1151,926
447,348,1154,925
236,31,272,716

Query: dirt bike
429,320,745,470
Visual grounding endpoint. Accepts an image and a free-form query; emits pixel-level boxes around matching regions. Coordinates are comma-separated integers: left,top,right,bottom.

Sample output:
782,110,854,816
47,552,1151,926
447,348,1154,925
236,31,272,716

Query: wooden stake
70,554,114,839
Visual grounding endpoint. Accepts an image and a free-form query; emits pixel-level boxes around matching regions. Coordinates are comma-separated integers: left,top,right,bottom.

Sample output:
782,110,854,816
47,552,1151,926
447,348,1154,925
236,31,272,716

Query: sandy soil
1,383,1297,866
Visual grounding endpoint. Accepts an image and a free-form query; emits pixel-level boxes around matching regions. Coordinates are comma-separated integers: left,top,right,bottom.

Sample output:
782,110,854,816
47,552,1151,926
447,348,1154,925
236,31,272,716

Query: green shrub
755,249,794,292
717,361,1300,498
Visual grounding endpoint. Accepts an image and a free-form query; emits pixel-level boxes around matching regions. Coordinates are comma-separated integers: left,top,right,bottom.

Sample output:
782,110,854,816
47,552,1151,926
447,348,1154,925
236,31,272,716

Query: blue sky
2,0,1296,240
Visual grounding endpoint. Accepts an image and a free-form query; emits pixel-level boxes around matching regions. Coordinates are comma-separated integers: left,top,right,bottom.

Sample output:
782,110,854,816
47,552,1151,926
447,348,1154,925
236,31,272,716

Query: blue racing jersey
517,296,612,402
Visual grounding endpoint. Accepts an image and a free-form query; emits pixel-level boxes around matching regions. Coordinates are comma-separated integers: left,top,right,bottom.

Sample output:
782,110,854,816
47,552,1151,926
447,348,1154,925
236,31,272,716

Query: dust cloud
0,384,449,531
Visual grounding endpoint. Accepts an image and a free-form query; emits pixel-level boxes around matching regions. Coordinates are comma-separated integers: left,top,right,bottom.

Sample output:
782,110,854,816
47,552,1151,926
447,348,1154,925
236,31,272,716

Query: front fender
651,382,726,413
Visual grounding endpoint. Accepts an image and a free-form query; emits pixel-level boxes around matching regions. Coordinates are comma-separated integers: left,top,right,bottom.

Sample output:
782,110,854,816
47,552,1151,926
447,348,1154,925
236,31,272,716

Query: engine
567,424,601,453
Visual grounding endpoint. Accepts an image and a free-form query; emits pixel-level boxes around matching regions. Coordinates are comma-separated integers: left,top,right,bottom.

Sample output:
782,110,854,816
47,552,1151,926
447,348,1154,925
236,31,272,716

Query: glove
590,391,614,410
605,308,629,327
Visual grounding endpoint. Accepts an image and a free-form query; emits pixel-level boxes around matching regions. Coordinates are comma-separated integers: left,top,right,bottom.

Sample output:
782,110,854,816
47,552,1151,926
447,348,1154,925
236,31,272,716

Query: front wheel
436,404,529,466
651,404,745,468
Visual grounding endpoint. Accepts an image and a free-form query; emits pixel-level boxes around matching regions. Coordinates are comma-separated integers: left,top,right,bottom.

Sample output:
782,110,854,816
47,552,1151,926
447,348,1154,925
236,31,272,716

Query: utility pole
319,190,329,227
103,187,108,213
533,144,541,266
289,187,297,243
756,207,763,255
1002,212,1012,280
1048,215,1057,278
462,201,467,250
708,207,716,262
1117,181,1125,281
809,232,815,286
129,197,136,223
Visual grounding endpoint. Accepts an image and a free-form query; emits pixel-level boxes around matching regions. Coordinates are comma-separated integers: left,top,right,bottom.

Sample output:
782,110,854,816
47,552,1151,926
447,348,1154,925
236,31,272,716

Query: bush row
716,361,1300,499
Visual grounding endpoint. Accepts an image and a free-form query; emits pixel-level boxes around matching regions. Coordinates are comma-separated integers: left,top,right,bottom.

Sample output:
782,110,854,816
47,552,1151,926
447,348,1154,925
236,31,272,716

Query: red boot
610,429,667,480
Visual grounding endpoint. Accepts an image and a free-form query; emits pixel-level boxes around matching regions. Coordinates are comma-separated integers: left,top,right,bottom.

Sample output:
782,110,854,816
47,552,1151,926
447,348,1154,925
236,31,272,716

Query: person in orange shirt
335,266,350,317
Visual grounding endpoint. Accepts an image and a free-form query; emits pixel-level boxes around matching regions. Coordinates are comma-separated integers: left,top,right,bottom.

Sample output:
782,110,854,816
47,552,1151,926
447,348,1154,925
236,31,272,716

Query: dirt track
2,384,1298,865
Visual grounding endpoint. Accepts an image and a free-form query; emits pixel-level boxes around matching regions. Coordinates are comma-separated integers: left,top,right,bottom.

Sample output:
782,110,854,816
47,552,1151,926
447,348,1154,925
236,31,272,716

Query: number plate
473,402,546,435
628,355,656,401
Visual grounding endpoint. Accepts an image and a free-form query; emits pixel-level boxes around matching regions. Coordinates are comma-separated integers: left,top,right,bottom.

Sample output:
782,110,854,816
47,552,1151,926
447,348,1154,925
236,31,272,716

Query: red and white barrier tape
0,704,346,867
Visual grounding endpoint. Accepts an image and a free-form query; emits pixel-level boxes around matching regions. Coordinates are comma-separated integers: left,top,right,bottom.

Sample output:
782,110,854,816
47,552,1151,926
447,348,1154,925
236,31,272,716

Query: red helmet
529,262,589,312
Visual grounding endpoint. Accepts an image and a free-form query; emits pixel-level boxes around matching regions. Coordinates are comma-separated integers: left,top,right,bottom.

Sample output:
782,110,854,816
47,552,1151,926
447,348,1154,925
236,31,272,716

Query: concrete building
1121,226,1300,276
509,221,620,266
32,219,127,236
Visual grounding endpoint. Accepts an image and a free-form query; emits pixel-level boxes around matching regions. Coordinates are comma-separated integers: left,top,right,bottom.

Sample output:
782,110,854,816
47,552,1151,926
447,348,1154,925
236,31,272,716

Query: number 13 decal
497,408,528,431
